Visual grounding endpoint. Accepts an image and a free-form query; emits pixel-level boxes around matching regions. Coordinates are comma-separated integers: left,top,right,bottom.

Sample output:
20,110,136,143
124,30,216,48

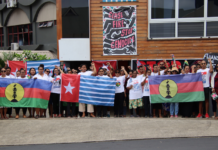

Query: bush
15,50,50,61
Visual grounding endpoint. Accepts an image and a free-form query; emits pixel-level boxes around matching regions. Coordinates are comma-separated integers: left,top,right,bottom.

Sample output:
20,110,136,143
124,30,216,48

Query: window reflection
151,0,175,19
179,0,204,18
208,0,218,17
62,0,89,38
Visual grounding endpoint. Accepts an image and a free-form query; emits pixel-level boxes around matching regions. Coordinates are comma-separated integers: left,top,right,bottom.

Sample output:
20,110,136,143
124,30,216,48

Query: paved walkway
0,117,218,146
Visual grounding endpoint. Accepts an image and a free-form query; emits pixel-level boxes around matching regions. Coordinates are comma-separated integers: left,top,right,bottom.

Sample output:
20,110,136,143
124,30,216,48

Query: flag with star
60,74,80,102
7,61,27,76
93,60,117,75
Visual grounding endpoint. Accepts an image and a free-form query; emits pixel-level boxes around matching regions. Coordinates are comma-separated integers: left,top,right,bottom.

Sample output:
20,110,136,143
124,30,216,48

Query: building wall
90,0,218,60
0,0,57,52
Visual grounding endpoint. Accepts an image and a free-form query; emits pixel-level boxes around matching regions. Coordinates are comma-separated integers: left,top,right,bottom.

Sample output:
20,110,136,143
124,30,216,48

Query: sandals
35,115,39,119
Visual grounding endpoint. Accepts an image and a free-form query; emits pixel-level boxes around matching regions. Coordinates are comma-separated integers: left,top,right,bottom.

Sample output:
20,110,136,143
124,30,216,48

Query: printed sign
203,53,218,69
103,6,137,55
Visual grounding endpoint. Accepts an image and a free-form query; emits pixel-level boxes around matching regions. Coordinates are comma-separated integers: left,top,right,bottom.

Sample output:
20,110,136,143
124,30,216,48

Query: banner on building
203,53,218,69
149,73,204,103
103,6,137,55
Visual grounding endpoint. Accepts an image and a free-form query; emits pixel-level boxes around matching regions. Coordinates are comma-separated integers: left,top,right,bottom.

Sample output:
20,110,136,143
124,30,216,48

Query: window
0,28,4,47
38,21,55,28
7,24,33,46
62,0,89,38
148,0,218,39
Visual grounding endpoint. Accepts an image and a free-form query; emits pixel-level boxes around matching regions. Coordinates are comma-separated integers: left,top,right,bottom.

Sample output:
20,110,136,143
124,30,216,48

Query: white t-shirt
127,76,142,100
0,76,10,78
51,75,61,94
197,68,211,88
160,70,165,75
151,72,159,76
98,75,109,78
7,74,15,78
113,75,126,93
33,73,50,81
141,76,150,96
17,76,28,79
78,71,93,76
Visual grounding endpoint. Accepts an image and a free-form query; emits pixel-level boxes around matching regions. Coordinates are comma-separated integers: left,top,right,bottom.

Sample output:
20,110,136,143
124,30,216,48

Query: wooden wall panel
90,0,218,60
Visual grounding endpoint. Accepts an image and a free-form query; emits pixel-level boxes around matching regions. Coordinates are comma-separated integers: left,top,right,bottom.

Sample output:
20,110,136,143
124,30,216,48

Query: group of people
0,57,218,120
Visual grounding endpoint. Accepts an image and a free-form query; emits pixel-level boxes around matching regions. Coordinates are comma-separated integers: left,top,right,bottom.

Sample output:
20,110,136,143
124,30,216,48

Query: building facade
0,0,57,55
57,0,218,63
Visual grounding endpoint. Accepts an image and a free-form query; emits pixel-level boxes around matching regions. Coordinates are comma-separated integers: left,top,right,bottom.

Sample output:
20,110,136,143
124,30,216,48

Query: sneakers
205,113,210,118
196,113,202,118
175,115,178,118
170,115,174,118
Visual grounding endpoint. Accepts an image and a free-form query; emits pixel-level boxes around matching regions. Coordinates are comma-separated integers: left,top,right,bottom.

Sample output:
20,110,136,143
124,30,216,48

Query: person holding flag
197,59,213,118
33,64,50,119
15,69,28,119
78,63,97,118
0,68,10,119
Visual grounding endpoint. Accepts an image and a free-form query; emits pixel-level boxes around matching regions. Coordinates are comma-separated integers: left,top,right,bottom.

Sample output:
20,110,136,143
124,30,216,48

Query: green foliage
1,52,16,62
14,50,50,61
0,57,5,68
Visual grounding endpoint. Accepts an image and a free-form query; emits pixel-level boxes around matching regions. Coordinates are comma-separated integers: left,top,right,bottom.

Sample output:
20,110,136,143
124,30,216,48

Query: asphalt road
0,137,217,150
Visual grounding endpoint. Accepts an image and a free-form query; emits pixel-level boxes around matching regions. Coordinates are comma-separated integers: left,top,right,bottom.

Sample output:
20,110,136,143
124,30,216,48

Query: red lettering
111,42,114,49
118,40,122,48
113,21,116,28
115,40,118,48
109,12,113,18
121,29,125,37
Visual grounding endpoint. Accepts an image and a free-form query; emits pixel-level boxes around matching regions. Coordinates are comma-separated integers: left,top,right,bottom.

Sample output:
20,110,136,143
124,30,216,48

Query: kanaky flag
137,59,146,68
93,60,117,72
8,61,27,76
61,74,80,103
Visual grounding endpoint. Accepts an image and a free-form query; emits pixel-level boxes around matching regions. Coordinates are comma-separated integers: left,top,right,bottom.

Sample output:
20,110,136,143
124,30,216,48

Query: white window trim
148,0,218,40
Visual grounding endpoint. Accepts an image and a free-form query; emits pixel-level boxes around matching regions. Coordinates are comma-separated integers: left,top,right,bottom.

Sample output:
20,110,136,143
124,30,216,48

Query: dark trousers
51,93,61,114
114,92,124,116
7,107,12,115
211,98,217,113
15,108,27,115
97,106,107,117
143,96,151,116
67,102,76,117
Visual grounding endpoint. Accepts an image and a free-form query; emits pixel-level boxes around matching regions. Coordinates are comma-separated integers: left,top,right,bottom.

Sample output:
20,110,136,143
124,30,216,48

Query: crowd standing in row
0,57,218,120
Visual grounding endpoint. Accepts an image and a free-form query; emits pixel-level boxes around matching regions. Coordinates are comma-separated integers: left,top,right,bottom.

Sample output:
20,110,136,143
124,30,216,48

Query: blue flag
79,75,116,106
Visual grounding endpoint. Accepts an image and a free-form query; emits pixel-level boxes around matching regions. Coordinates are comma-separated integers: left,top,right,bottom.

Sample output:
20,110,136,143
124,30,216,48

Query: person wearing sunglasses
33,64,50,119
211,63,218,119
196,59,213,118
159,60,169,75
0,68,10,119
113,66,128,117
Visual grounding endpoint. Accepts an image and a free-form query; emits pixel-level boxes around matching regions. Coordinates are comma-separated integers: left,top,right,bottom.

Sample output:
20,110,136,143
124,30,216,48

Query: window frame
7,24,33,46
148,0,218,40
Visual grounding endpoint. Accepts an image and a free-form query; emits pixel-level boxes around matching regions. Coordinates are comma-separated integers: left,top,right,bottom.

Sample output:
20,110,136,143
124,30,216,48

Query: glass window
151,0,175,19
178,22,204,37
207,21,218,36
62,0,89,38
208,0,218,17
150,23,175,38
8,24,33,46
179,0,204,18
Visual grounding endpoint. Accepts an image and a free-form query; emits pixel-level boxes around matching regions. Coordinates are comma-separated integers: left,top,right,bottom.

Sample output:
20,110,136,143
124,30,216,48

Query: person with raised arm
78,63,97,118
113,66,128,117
196,58,213,118
159,60,169,75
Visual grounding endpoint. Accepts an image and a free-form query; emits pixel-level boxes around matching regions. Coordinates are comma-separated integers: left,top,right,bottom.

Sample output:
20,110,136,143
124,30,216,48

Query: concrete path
0,118,218,146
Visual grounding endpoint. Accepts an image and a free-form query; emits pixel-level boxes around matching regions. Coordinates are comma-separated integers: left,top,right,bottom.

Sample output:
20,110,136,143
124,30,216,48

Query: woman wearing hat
170,67,179,118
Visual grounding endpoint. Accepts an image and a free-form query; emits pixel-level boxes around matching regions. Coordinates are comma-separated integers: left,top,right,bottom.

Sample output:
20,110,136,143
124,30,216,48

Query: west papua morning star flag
8,61,27,76
93,60,117,72
149,73,204,103
0,78,52,109
79,75,116,106
60,74,80,103
27,59,60,76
